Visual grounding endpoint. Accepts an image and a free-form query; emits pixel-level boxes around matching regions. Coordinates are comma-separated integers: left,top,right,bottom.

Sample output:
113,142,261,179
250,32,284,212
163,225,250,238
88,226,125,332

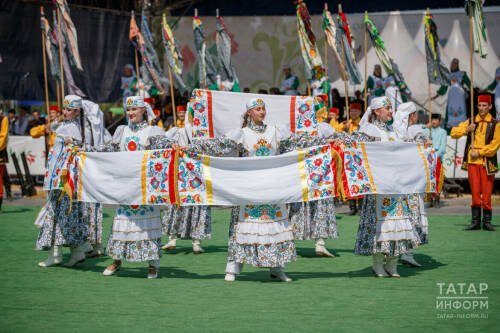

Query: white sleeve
318,122,335,137
148,125,167,137
225,128,244,145
276,124,293,141
112,125,126,145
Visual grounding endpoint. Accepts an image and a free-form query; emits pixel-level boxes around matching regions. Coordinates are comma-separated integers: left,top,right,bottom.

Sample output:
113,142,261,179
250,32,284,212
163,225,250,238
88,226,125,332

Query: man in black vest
451,94,499,231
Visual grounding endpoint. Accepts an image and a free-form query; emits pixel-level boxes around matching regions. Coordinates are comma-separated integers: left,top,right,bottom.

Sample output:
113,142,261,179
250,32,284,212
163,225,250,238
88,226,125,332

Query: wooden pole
56,81,61,114
41,6,50,163
41,8,50,116
338,4,350,121
307,82,311,96
168,66,177,125
323,4,328,95
135,49,142,97
426,9,432,139
468,1,474,147
363,10,368,111
57,7,64,99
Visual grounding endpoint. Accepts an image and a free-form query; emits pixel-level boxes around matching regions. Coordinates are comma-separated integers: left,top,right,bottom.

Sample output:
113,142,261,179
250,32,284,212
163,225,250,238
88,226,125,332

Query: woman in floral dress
287,100,339,258
346,96,420,278
393,102,431,268
101,96,167,279
37,95,108,268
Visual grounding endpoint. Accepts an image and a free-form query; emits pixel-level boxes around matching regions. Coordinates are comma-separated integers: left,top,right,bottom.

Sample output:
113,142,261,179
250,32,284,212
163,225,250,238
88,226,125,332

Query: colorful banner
424,12,450,86
55,0,83,70
74,144,337,206
334,141,442,198
42,141,445,206
187,89,318,139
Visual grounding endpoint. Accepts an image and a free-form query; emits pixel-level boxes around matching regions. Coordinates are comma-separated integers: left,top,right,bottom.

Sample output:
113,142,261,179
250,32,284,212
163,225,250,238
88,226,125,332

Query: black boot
348,199,357,216
482,209,495,231
464,207,481,230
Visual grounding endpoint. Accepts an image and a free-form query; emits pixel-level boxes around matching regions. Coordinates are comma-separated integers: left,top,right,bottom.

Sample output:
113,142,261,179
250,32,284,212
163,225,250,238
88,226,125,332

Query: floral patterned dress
286,122,339,240
36,119,90,250
105,121,166,262
223,122,297,268
351,121,420,256
158,127,212,240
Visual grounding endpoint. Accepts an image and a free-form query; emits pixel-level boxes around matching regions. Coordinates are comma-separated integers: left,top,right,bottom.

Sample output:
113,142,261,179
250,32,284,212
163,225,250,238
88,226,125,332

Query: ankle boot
482,209,495,231
464,207,481,230
315,238,335,257
38,246,62,267
270,267,292,282
192,239,205,254
385,256,400,277
348,199,358,216
162,236,177,251
400,248,422,267
64,246,86,267
372,253,389,277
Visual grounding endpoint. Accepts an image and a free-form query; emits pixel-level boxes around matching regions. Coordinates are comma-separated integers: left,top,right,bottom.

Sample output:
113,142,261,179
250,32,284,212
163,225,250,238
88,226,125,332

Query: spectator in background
269,87,281,95
7,110,15,135
426,113,447,161
243,87,250,93
281,64,299,96
28,111,45,132
351,90,365,112
258,89,268,94
14,107,29,135
330,88,345,120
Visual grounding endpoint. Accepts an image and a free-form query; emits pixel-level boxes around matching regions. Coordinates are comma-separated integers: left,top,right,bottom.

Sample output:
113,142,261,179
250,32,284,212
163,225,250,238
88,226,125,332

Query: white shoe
103,262,121,276
315,238,335,257
385,256,400,278
192,240,205,254
147,265,159,279
38,246,62,267
225,273,236,282
63,246,86,267
400,251,422,267
372,253,389,277
270,268,292,282
162,237,177,251
86,244,104,258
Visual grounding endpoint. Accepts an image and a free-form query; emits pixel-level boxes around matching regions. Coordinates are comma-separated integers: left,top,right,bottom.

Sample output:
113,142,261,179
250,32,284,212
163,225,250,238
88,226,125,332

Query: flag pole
468,1,474,147
41,6,50,163
324,3,328,96
57,6,64,99
131,11,142,98
56,81,61,113
41,7,50,116
426,8,432,139
338,4,350,121
168,66,177,125
363,10,368,110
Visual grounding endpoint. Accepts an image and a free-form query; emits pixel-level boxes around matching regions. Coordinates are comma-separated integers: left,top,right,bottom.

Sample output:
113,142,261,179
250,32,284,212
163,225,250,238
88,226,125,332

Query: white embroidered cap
246,97,265,111
63,95,83,109
370,96,392,110
124,95,156,121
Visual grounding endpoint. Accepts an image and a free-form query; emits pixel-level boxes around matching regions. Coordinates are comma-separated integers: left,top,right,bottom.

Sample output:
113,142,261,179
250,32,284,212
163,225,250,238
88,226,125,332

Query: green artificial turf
0,206,498,332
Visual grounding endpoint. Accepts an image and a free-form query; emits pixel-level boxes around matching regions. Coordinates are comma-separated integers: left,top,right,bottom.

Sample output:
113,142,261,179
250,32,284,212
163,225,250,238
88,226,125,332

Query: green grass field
0,206,498,332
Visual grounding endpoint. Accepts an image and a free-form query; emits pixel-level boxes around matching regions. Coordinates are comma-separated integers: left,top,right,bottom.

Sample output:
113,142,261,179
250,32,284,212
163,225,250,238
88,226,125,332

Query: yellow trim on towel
77,152,87,201
297,149,308,202
417,143,431,193
202,155,213,205
360,143,377,194
141,151,149,204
